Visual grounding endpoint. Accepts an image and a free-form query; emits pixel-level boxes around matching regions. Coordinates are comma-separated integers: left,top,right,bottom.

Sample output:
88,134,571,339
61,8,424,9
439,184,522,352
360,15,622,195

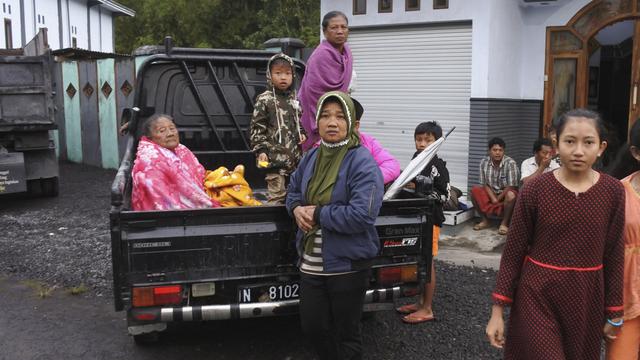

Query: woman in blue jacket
286,91,383,360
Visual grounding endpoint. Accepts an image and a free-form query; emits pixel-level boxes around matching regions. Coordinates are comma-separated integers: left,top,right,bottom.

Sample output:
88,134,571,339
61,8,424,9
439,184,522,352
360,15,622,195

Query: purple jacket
298,40,353,151
313,132,400,185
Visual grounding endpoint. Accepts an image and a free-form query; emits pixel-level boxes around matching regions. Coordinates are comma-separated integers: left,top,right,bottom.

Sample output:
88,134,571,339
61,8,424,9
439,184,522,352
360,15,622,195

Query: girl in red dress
485,109,626,360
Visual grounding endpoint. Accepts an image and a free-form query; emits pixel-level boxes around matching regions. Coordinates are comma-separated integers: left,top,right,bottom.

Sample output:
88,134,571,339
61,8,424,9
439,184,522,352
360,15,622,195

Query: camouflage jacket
250,89,306,176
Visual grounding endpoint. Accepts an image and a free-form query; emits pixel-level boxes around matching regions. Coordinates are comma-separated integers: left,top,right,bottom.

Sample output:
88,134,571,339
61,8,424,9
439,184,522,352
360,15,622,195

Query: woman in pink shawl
131,114,219,211
298,11,353,151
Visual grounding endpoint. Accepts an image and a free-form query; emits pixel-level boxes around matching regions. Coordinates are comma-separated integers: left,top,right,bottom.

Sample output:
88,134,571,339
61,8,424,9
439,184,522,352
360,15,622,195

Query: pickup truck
110,42,433,344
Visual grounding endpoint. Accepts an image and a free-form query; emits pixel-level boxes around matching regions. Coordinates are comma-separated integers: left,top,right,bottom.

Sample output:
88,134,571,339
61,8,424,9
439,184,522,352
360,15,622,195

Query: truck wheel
41,177,59,197
133,331,160,345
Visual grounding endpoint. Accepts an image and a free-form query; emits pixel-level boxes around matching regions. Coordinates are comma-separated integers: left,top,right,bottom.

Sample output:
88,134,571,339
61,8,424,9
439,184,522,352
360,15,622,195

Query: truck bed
109,46,433,340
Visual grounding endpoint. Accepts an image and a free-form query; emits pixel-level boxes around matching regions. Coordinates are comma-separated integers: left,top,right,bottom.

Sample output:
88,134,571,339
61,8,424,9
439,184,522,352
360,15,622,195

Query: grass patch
22,280,57,298
66,284,88,296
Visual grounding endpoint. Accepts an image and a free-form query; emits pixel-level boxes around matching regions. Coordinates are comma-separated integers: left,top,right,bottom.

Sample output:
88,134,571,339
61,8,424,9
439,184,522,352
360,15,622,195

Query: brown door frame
543,0,639,139
628,21,640,138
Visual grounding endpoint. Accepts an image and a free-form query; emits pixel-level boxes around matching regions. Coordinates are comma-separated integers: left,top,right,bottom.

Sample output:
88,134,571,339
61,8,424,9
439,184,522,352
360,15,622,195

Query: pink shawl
312,132,400,184
298,40,353,150
131,137,219,211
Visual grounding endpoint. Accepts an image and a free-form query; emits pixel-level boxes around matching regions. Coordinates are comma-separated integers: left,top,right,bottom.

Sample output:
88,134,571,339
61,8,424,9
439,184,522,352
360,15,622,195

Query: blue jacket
286,146,384,273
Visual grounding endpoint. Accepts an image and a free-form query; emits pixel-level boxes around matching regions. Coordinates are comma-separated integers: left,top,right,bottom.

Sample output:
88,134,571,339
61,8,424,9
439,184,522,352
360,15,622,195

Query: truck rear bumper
129,286,406,325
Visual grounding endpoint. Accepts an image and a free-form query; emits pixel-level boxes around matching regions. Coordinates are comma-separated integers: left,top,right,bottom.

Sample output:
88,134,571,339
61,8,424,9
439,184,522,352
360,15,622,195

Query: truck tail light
132,287,154,307
377,265,418,287
132,285,183,308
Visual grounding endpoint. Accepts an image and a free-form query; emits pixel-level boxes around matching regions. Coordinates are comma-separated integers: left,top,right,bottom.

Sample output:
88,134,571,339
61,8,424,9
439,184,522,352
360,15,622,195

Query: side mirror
119,107,139,135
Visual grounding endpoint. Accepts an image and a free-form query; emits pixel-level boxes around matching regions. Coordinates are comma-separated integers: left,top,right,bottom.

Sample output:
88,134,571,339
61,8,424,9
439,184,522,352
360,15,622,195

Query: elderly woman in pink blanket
131,114,220,211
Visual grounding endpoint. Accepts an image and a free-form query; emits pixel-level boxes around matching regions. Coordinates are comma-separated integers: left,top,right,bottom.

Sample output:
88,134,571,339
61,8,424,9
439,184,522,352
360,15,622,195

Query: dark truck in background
110,43,433,343
0,53,59,197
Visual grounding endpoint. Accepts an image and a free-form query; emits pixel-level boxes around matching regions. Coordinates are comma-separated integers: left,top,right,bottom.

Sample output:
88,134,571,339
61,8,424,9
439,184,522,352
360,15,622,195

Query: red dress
492,171,626,360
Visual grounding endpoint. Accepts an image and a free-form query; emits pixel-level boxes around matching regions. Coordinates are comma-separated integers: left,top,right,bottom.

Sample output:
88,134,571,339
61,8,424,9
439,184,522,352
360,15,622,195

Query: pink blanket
132,137,219,211
298,40,353,150
313,132,400,184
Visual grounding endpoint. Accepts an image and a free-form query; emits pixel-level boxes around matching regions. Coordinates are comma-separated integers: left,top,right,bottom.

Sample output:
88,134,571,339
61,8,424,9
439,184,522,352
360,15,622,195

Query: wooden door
543,27,588,135
543,0,640,137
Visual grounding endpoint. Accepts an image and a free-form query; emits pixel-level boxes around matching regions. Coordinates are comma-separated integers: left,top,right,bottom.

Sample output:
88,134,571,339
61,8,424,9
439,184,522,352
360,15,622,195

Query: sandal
402,313,435,324
498,225,509,235
396,303,419,314
473,221,490,231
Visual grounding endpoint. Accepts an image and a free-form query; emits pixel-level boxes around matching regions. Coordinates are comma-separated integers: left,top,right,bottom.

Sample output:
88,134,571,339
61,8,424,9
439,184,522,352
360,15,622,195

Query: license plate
238,282,300,303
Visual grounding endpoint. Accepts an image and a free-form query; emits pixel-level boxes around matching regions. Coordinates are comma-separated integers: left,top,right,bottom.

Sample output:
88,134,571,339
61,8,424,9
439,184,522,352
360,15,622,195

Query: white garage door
348,23,472,191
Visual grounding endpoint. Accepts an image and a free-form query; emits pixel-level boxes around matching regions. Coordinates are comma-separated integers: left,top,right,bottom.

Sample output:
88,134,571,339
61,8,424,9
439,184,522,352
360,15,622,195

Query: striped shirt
300,229,355,276
479,155,519,194
300,230,324,275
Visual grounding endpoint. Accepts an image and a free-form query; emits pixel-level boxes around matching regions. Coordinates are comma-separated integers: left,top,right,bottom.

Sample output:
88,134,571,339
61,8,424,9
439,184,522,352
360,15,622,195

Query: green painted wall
134,55,150,78
97,59,119,169
61,61,82,163
52,130,59,157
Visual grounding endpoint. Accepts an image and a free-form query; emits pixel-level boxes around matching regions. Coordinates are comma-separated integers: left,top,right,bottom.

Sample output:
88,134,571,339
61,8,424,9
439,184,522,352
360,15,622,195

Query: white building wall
88,4,99,50
0,0,21,48
68,0,88,49
0,0,122,51
321,0,491,98
321,0,598,101
100,7,113,52
15,0,61,49
59,0,69,48
486,0,523,99
36,0,60,49
21,0,34,46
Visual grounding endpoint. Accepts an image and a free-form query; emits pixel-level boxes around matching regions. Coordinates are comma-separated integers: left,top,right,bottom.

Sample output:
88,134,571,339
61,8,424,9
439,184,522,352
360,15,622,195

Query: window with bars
406,0,420,11
379,0,392,12
433,0,448,9
353,0,366,14
4,18,12,48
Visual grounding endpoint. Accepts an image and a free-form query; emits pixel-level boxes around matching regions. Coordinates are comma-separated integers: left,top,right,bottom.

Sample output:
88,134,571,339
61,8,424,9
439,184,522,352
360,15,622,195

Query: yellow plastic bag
204,165,262,207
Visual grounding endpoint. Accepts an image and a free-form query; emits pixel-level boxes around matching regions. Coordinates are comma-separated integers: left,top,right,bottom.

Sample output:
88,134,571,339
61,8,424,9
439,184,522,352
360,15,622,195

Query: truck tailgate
113,205,297,284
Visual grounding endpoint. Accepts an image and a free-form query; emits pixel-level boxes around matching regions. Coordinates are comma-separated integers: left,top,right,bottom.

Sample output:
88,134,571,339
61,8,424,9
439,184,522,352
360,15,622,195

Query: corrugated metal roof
51,48,131,60
89,0,135,17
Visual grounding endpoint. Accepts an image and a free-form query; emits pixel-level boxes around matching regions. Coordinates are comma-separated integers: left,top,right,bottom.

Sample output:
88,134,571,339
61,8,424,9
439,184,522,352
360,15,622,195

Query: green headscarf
303,91,360,254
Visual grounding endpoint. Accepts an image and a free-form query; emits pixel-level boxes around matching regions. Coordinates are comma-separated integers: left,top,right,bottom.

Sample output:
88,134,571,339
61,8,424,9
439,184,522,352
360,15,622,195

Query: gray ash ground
0,162,502,359
0,162,115,294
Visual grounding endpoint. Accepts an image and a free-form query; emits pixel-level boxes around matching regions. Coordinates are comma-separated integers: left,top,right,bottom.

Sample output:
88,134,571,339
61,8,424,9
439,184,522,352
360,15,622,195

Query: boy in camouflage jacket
250,53,306,204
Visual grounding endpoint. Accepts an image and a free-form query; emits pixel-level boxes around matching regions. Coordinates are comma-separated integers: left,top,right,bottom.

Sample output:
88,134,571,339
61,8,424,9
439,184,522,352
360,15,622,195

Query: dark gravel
0,162,115,294
0,161,502,359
